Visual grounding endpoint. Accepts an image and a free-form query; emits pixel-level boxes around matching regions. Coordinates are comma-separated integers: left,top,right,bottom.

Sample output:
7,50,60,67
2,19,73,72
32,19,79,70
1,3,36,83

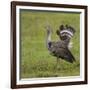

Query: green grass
20,10,80,78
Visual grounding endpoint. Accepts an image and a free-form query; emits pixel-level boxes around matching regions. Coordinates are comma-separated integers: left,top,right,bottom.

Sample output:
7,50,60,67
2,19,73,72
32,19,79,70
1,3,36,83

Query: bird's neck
47,32,51,42
46,30,52,49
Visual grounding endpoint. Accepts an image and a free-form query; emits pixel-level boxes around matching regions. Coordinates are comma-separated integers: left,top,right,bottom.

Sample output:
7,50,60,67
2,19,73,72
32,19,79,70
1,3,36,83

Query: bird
45,24,75,65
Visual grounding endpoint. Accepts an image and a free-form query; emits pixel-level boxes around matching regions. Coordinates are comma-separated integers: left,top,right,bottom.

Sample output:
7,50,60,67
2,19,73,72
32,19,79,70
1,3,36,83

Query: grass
20,10,80,78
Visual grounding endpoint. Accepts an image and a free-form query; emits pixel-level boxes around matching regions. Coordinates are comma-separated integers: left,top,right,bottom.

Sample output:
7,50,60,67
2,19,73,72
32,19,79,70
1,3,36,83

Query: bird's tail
56,25,76,41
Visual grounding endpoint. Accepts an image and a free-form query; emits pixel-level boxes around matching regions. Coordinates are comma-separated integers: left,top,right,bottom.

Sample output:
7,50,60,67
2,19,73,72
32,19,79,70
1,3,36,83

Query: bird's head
44,24,53,34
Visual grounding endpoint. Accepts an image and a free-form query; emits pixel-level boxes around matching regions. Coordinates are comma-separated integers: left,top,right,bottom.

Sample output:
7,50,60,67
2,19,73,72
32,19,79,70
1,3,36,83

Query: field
20,10,80,78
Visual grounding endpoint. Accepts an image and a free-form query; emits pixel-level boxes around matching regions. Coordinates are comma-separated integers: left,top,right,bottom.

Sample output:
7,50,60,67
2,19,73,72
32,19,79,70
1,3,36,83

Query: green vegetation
20,10,80,78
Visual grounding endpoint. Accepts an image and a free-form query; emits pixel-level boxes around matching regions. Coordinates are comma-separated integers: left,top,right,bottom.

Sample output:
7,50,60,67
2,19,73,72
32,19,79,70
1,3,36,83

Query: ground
20,9,80,78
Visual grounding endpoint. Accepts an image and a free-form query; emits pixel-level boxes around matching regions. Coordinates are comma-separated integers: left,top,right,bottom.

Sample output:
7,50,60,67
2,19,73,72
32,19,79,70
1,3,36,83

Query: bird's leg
59,58,61,69
54,57,58,69
56,57,59,69
57,58,62,70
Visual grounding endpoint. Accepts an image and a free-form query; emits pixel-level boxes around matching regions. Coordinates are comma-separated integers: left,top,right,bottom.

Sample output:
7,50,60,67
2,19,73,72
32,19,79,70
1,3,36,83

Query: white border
16,6,85,85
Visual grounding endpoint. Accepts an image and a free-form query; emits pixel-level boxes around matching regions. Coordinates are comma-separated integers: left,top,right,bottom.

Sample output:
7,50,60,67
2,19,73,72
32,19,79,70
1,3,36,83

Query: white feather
60,29,73,37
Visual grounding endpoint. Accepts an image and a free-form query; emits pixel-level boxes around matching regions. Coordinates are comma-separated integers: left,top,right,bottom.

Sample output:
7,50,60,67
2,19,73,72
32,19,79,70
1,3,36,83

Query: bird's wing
55,47,75,63
50,41,67,50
